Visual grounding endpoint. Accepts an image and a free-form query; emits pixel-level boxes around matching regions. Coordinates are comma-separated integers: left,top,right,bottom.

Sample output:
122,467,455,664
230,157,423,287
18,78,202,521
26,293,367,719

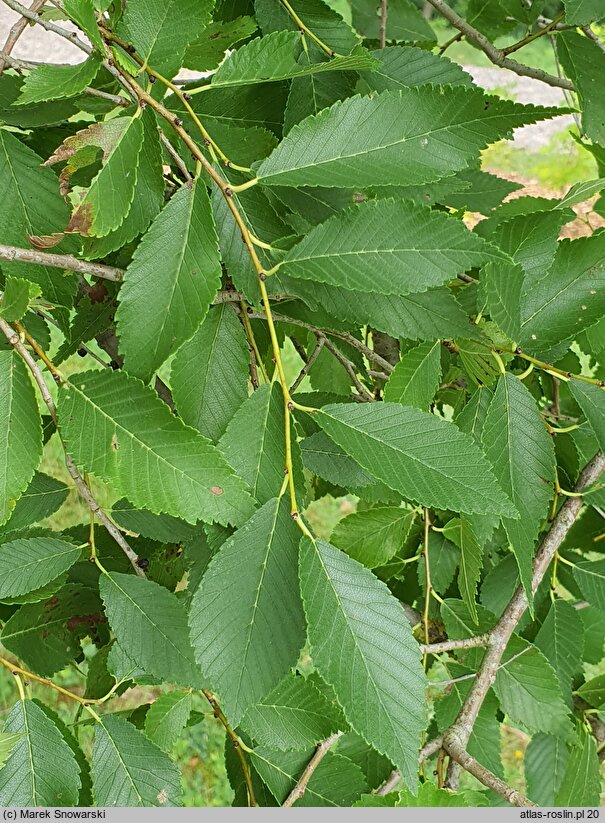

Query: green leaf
576,673,605,708
0,472,66,535
555,726,601,807
0,74,81,127
534,599,584,704
276,277,477,341
441,601,572,736
183,17,258,71
494,638,572,736
58,369,255,526
63,0,105,51
525,733,569,806
85,645,115,701
189,496,305,724
569,381,605,453
360,45,472,92
572,559,605,612
1,584,106,676
116,179,221,381
336,733,392,790
456,387,492,441
45,116,144,237
0,277,41,322
0,535,81,599
171,304,248,441
479,209,571,292
117,0,214,81
0,130,76,307
99,571,203,687
299,538,427,789
557,178,605,210
92,714,182,806
54,291,115,366
144,691,194,751
267,185,357,228
282,199,505,297
210,31,376,88
354,793,398,807
331,507,415,568
417,531,459,595
256,0,360,55
457,338,506,388
563,0,605,24
34,701,93,806
183,81,287,139
251,747,368,806
441,516,483,624
0,699,81,806
225,739,278,807
481,373,555,598
106,641,151,684
241,673,344,750
316,403,517,516
0,350,43,525
482,260,524,340
445,169,522,214
384,340,441,410
284,70,356,135
257,87,564,188
82,107,164,259
218,383,293,505
520,232,605,354
111,499,198,544
558,31,605,147
211,183,288,302
579,605,605,664
15,55,101,105
0,734,21,771
300,431,399,502
398,783,488,806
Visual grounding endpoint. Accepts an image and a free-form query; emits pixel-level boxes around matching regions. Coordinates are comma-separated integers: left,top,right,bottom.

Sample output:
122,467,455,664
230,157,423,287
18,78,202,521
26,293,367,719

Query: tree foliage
0,0,603,809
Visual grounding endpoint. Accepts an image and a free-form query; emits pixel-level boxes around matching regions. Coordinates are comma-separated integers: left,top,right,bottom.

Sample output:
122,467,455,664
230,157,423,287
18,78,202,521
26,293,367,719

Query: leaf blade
317,402,517,516
92,715,182,807
300,538,427,789
282,199,505,296
189,497,305,724
117,180,222,381
0,350,43,525
58,369,255,526
0,699,81,806
99,571,203,688
481,373,555,597
0,536,81,599
258,88,565,188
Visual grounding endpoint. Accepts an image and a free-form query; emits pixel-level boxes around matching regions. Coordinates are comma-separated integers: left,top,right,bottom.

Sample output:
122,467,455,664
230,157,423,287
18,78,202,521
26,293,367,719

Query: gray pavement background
0,5,574,150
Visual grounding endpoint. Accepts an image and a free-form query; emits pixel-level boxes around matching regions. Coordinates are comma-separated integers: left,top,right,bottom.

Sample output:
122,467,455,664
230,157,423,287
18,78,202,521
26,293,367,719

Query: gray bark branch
425,0,574,91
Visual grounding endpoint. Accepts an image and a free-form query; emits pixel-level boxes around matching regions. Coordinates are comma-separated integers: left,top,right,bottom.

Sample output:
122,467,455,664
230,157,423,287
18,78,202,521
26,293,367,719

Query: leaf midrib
232,498,282,711
261,100,548,180
97,719,144,806
309,540,422,769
